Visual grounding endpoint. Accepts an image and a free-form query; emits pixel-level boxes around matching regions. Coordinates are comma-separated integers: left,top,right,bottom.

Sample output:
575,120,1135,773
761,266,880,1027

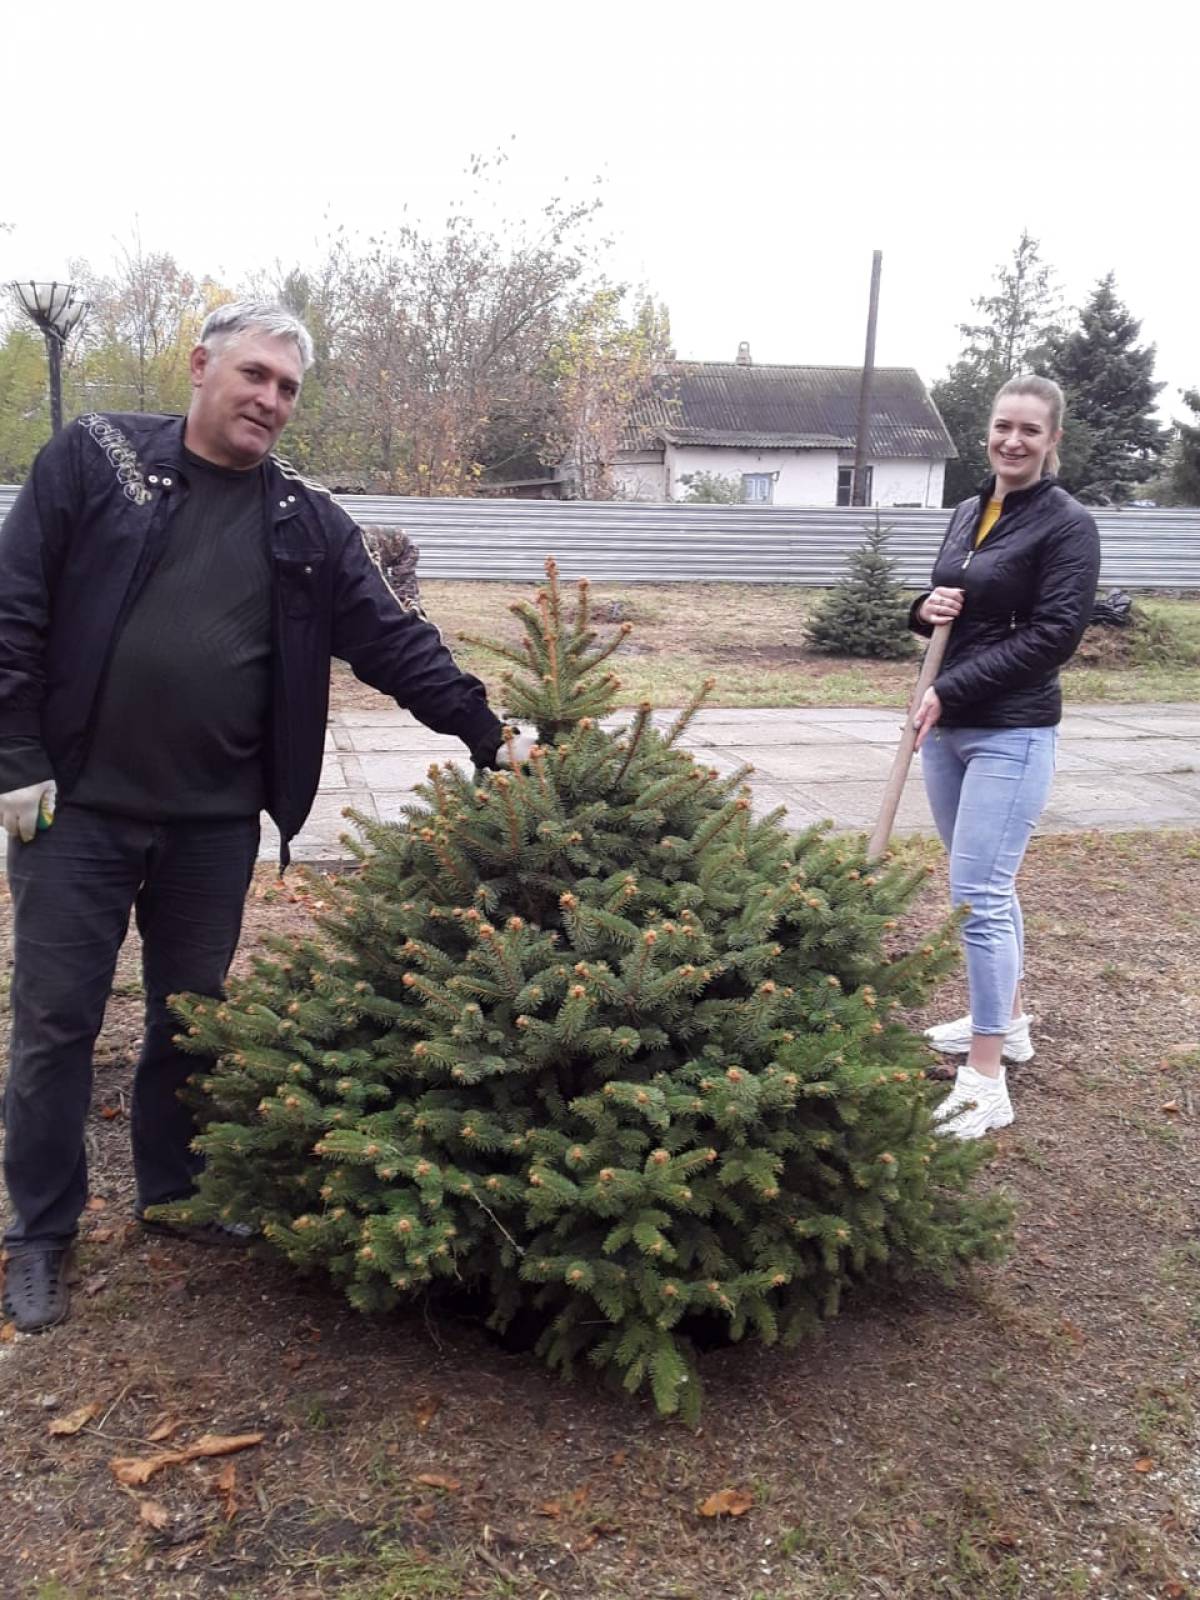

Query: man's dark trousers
3,804,260,1250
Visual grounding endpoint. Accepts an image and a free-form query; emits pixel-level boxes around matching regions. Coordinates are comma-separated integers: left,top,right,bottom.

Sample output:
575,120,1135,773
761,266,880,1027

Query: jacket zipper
269,492,305,863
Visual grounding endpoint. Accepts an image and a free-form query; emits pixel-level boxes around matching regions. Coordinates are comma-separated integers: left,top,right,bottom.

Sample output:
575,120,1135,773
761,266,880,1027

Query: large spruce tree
158,563,1009,1419
1044,273,1166,504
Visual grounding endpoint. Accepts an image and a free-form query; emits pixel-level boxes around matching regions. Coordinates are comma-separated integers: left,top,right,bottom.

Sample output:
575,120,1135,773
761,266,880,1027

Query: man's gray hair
199,300,315,371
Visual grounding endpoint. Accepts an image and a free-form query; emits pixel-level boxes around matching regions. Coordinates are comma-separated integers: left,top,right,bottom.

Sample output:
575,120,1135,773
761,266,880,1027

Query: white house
612,346,956,508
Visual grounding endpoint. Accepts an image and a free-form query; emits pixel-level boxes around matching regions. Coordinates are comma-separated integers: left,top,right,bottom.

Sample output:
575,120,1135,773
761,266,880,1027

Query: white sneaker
933,1064,1014,1140
924,1012,1034,1064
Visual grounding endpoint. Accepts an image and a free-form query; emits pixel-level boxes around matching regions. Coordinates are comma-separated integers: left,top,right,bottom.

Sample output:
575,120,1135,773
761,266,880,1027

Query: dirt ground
2,829,1199,1600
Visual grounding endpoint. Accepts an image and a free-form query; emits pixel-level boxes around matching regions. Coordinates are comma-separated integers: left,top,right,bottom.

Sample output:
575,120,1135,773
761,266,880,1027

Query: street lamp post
9,280,89,434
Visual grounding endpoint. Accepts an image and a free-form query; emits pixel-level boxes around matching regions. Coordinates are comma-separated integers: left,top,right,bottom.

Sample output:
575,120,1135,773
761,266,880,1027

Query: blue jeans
3,804,260,1249
919,726,1058,1036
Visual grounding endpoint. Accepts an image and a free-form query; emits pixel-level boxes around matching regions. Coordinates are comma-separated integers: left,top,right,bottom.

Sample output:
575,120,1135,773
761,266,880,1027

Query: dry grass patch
329,583,1200,711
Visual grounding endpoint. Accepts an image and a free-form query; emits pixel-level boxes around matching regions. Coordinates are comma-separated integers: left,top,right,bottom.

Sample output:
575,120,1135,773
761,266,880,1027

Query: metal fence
2,484,1198,589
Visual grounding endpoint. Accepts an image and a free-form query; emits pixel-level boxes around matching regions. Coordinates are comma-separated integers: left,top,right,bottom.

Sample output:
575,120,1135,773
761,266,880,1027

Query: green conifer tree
1170,389,1200,506
1043,273,1166,504
805,516,914,660
932,231,1063,503
157,560,1008,1420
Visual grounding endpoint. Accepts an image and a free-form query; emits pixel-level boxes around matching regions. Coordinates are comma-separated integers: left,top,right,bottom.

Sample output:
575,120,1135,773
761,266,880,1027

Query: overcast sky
3,1,1195,418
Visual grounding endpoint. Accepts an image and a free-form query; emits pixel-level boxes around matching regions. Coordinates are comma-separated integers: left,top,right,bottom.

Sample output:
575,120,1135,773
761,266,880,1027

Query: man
0,302,527,1333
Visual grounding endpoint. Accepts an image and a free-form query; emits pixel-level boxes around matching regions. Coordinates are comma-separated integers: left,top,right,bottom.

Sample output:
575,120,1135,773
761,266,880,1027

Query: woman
910,374,1100,1139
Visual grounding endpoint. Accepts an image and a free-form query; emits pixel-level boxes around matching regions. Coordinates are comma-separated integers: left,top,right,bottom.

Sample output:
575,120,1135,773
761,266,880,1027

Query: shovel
866,622,951,861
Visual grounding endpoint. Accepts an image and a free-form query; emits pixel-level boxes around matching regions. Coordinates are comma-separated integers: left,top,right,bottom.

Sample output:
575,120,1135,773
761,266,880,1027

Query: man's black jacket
909,475,1101,728
0,412,503,859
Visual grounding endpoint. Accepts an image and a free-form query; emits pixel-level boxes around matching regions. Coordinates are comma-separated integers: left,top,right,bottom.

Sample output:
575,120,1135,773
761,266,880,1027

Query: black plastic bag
1090,589,1133,627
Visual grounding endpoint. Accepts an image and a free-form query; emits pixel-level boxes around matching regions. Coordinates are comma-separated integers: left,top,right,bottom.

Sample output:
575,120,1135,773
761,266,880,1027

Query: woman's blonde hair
992,374,1065,476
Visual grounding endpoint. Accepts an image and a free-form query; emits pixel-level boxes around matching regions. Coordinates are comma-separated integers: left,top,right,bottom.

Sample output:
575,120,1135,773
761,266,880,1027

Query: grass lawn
3,830,1199,1599
377,583,1200,711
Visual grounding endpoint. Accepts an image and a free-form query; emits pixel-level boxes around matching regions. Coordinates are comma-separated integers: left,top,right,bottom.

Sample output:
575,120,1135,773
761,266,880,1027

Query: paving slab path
268,702,1200,863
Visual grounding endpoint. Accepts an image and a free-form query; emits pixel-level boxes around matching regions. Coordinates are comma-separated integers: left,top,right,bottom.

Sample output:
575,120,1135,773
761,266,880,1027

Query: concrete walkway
268,703,1200,863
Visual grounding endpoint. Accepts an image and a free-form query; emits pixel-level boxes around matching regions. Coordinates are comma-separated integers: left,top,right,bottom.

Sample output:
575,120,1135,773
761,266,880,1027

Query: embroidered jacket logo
77,414,153,506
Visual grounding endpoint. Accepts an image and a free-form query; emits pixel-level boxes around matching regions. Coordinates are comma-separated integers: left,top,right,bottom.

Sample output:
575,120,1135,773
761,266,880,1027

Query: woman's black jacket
909,476,1101,728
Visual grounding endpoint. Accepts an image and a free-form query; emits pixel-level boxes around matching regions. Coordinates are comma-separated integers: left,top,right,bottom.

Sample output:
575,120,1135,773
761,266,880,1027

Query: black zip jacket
0,413,504,860
908,475,1101,728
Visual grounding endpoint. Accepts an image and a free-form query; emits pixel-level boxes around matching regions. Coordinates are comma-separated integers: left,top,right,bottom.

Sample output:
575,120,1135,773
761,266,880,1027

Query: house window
837,465,873,506
742,473,774,503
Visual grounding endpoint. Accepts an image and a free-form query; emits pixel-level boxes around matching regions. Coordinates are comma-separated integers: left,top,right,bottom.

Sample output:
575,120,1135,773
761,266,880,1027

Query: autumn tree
544,290,674,500
318,184,604,494
0,324,53,479
260,247,360,482
70,233,227,417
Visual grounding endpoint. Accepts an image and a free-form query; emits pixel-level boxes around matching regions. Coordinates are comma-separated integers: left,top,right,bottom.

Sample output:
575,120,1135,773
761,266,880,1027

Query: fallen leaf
575,1532,598,1552
139,1499,170,1530
1,1323,18,1343
146,1416,182,1444
99,1104,122,1120
85,1197,108,1212
569,1487,590,1510
413,1502,436,1524
82,1273,109,1298
48,1401,102,1437
1163,1582,1186,1599
415,1472,461,1492
538,1500,562,1519
280,1351,305,1372
88,1226,115,1244
1161,1101,1180,1115
610,1449,628,1468
186,1432,265,1460
109,1431,264,1486
111,1453,177,1487
698,1487,753,1518
210,1459,238,1521
415,1396,442,1431
1134,1457,1155,1473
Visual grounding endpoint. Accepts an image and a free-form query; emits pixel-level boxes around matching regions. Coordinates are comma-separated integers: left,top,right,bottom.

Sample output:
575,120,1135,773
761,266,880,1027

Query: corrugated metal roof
660,428,848,450
626,362,958,460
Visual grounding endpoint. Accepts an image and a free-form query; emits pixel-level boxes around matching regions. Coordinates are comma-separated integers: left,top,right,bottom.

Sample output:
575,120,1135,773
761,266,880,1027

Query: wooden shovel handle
866,623,951,861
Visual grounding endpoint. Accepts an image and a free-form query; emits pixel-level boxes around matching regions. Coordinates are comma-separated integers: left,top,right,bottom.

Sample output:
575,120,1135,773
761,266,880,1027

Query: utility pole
851,250,882,507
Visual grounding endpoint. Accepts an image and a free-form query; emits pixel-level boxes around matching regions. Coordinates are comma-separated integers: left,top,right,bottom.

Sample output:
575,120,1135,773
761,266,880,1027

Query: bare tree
71,228,224,414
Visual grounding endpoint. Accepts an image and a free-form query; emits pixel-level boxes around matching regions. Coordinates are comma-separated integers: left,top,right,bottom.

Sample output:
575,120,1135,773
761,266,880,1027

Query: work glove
494,730,538,770
0,779,56,843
